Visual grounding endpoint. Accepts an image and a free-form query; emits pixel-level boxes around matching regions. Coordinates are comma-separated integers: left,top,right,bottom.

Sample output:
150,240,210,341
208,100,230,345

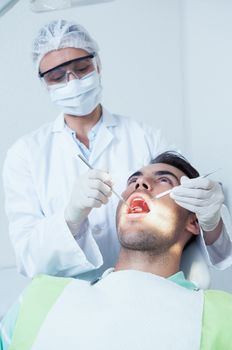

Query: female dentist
3,19,232,279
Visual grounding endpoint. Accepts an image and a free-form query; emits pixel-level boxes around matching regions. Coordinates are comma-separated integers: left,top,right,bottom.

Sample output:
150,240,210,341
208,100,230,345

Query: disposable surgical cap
32,19,101,74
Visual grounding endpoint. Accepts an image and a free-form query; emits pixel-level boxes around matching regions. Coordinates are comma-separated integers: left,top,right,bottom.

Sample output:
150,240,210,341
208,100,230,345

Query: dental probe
77,154,128,206
155,168,221,199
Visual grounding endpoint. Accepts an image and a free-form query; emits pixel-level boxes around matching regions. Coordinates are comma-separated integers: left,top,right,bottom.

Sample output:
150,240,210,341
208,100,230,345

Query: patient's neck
114,247,181,278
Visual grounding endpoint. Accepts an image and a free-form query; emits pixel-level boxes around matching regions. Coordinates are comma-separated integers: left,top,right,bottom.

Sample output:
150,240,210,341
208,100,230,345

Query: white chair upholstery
181,241,211,290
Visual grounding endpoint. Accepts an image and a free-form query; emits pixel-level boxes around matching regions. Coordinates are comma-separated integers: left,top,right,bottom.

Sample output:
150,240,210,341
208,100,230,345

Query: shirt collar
168,271,199,291
64,114,103,138
52,107,117,133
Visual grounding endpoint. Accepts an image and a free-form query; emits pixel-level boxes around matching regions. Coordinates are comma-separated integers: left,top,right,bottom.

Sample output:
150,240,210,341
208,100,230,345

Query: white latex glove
65,169,112,231
170,176,224,231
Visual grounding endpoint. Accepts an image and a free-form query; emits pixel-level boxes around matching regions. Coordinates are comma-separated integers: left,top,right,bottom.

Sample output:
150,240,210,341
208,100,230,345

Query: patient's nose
135,177,152,191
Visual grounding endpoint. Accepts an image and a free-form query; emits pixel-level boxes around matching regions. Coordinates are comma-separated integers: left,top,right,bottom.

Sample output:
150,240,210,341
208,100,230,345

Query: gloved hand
65,169,112,231
170,176,224,231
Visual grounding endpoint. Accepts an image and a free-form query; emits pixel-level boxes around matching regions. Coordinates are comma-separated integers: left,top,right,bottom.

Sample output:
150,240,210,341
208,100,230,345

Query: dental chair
181,240,211,290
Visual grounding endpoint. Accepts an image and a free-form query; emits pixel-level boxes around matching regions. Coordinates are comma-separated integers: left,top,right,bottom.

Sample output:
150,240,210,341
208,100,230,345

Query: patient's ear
186,213,200,236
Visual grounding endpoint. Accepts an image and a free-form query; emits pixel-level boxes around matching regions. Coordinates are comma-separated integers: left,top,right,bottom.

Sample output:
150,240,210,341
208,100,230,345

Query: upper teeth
132,197,144,203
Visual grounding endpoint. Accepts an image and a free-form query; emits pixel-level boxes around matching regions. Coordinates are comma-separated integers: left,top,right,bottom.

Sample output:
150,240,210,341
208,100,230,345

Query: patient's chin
119,231,156,251
118,226,174,251
118,217,174,239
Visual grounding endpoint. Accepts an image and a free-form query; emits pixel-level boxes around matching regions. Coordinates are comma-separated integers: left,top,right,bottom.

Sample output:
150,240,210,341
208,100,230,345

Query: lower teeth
131,207,142,213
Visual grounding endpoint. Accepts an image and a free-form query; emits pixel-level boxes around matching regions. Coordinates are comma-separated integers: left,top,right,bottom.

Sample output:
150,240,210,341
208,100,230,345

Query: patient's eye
157,176,174,186
127,177,138,185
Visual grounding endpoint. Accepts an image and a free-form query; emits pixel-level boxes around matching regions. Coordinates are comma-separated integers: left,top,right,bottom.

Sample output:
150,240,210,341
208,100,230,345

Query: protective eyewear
39,53,96,85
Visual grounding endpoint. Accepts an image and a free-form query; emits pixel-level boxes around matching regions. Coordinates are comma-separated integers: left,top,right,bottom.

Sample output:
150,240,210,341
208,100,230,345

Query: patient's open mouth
128,197,150,214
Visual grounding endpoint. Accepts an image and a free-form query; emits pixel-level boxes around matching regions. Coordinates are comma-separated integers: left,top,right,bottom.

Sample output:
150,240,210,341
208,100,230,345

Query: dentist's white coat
3,109,232,278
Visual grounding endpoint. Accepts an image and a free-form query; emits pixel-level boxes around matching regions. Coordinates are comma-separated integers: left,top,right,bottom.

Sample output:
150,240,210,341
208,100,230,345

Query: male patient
1,151,232,350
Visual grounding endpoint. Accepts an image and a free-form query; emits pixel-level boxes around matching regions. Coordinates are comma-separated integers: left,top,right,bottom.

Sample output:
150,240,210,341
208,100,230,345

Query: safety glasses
39,52,96,86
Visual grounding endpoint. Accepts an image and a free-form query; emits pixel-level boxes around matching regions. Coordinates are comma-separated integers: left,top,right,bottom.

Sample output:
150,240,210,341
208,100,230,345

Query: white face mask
48,71,102,116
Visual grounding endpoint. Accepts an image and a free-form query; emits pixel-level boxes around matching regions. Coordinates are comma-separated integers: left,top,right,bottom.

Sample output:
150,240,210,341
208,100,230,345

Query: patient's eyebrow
153,170,180,184
127,171,143,183
127,170,180,185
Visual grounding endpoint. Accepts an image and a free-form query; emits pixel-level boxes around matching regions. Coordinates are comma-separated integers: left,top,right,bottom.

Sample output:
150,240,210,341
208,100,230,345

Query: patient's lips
128,197,150,214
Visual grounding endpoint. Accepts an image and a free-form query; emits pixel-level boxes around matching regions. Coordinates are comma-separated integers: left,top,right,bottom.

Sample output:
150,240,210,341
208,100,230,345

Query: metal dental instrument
155,168,221,199
78,154,128,206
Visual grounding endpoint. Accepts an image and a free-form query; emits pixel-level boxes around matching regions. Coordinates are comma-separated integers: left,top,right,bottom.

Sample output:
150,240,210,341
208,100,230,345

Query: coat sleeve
2,140,103,278
200,205,232,269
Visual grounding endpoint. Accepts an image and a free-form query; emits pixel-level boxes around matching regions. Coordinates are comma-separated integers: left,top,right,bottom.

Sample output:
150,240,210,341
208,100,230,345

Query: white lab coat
3,108,232,278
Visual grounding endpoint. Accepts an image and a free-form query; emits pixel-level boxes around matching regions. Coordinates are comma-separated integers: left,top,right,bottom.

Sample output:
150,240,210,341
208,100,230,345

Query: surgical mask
48,71,102,116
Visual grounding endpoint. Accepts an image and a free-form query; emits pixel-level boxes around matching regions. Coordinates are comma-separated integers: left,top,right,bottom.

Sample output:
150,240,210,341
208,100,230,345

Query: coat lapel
89,109,117,166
